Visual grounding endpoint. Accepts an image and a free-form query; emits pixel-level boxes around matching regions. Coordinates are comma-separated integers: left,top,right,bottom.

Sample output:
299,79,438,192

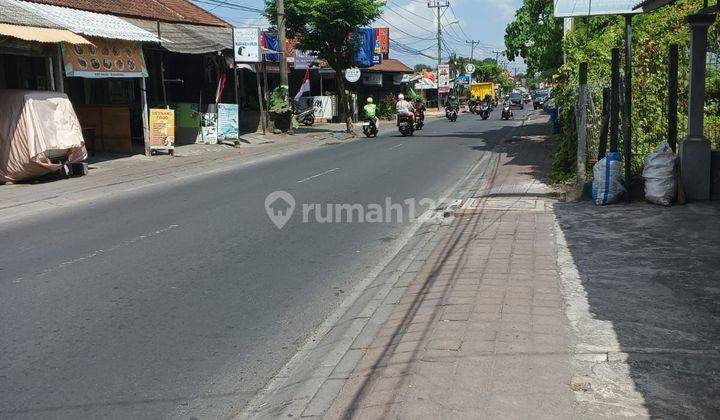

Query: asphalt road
0,106,528,419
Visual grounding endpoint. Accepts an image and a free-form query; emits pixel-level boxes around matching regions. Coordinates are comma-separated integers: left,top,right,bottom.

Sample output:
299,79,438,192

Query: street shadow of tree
554,201,720,418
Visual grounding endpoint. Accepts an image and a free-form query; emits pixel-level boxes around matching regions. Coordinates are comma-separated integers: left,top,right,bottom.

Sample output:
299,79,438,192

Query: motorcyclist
445,94,459,111
395,93,415,124
363,97,379,129
414,97,426,122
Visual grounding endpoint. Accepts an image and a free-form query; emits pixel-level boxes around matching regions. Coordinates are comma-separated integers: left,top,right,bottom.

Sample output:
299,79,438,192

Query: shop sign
345,68,361,82
362,73,382,86
217,103,239,140
61,40,147,78
234,27,260,62
439,86,451,94
295,50,318,69
149,109,175,149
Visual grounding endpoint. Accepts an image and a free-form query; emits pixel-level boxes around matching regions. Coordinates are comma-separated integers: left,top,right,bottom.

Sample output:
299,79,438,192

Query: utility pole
491,49,502,64
428,0,449,110
277,0,289,89
466,40,479,60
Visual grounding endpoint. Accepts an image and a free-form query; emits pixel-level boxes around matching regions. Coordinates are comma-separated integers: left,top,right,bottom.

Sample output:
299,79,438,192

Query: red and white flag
294,68,311,100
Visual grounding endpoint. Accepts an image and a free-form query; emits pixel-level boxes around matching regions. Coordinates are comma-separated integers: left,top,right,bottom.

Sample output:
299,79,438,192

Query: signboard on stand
149,109,175,150
61,40,148,78
200,113,218,144
234,28,260,62
217,103,239,140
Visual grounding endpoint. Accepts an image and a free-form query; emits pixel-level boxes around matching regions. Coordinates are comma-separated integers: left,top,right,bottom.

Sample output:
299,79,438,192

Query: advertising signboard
375,28,389,55
217,103,239,140
295,50,318,69
149,109,175,149
438,64,450,89
234,27,260,62
61,40,148,78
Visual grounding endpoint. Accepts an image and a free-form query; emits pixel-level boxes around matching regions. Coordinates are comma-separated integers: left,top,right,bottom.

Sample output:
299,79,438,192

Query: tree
265,0,384,133
414,63,434,72
504,0,563,76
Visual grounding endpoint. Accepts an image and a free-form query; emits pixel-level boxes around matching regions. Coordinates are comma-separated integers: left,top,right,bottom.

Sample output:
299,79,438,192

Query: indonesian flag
294,68,311,100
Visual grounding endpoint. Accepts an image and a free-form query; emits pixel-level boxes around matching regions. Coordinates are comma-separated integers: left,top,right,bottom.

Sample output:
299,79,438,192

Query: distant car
509,93,524,109
533,90,549,109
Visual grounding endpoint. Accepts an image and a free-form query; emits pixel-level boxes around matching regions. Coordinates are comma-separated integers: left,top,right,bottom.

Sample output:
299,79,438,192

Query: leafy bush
378,95,396,120
268,86,292,115
549,0,719,182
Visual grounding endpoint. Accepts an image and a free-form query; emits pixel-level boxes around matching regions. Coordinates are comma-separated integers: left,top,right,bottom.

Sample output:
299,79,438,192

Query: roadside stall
11,0,163,155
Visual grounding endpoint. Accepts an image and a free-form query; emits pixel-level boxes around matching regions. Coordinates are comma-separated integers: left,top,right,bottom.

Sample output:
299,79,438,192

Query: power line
377,16,436,41
383,6,436,35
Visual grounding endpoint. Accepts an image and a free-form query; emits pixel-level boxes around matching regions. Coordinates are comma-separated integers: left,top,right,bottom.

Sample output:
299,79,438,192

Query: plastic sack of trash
592,152,625,205
643,141,677,206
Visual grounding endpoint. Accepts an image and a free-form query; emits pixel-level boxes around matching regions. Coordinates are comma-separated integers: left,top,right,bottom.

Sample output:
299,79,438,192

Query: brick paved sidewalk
324,120,575,419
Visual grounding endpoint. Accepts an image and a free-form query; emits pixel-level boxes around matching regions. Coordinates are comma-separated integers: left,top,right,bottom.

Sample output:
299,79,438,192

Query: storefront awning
0,23,90,44
124,18,231,54
13,0,162,42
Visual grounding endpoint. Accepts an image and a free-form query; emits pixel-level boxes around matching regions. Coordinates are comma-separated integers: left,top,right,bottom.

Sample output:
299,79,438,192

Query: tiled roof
364,58,413,73
22,0,228,27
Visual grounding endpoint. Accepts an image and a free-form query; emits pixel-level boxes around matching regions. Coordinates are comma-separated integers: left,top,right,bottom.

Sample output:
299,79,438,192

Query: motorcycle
398,114,414,136
362,118,378,137
479,102,490,120
294,105,315,126
501,103,513,120
445,107,458,122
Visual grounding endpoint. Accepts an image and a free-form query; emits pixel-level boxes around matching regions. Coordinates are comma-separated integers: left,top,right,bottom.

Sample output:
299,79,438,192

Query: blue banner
354,28,375,68
263,32,280,62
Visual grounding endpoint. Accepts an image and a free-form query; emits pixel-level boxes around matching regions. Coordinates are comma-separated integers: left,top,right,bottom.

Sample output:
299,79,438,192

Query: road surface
0,107,528,419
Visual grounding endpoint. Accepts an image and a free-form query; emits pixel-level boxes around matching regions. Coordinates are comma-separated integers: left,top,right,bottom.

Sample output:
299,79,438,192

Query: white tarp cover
0,90,87,182
13,0,161,42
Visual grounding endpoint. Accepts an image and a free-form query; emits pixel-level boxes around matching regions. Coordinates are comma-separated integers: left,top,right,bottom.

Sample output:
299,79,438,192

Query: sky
190,0,527,72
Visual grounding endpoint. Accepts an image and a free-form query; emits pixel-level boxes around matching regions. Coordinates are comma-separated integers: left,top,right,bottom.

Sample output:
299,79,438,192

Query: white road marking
296,167,340,183
15,224,180,282
388,143,403,150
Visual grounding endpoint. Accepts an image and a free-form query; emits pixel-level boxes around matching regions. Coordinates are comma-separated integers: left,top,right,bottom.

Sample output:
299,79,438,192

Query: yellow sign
149,109,175,149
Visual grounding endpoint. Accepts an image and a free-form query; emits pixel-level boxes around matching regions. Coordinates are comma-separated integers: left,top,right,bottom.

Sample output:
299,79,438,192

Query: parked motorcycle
362,118,378,137
398,115,414,136
501,102,513,120
294,105,315,126
479,102,490,120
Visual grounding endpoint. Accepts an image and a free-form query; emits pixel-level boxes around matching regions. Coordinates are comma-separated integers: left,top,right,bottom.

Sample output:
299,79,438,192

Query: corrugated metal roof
15,0,162,41
0,0,62,28
125,18,231,54
23,0,229,27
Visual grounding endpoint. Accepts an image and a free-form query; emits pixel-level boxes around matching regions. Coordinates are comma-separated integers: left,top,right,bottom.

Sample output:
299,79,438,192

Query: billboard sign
61,40,148,78
234,27,260,62
375,28,389,55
